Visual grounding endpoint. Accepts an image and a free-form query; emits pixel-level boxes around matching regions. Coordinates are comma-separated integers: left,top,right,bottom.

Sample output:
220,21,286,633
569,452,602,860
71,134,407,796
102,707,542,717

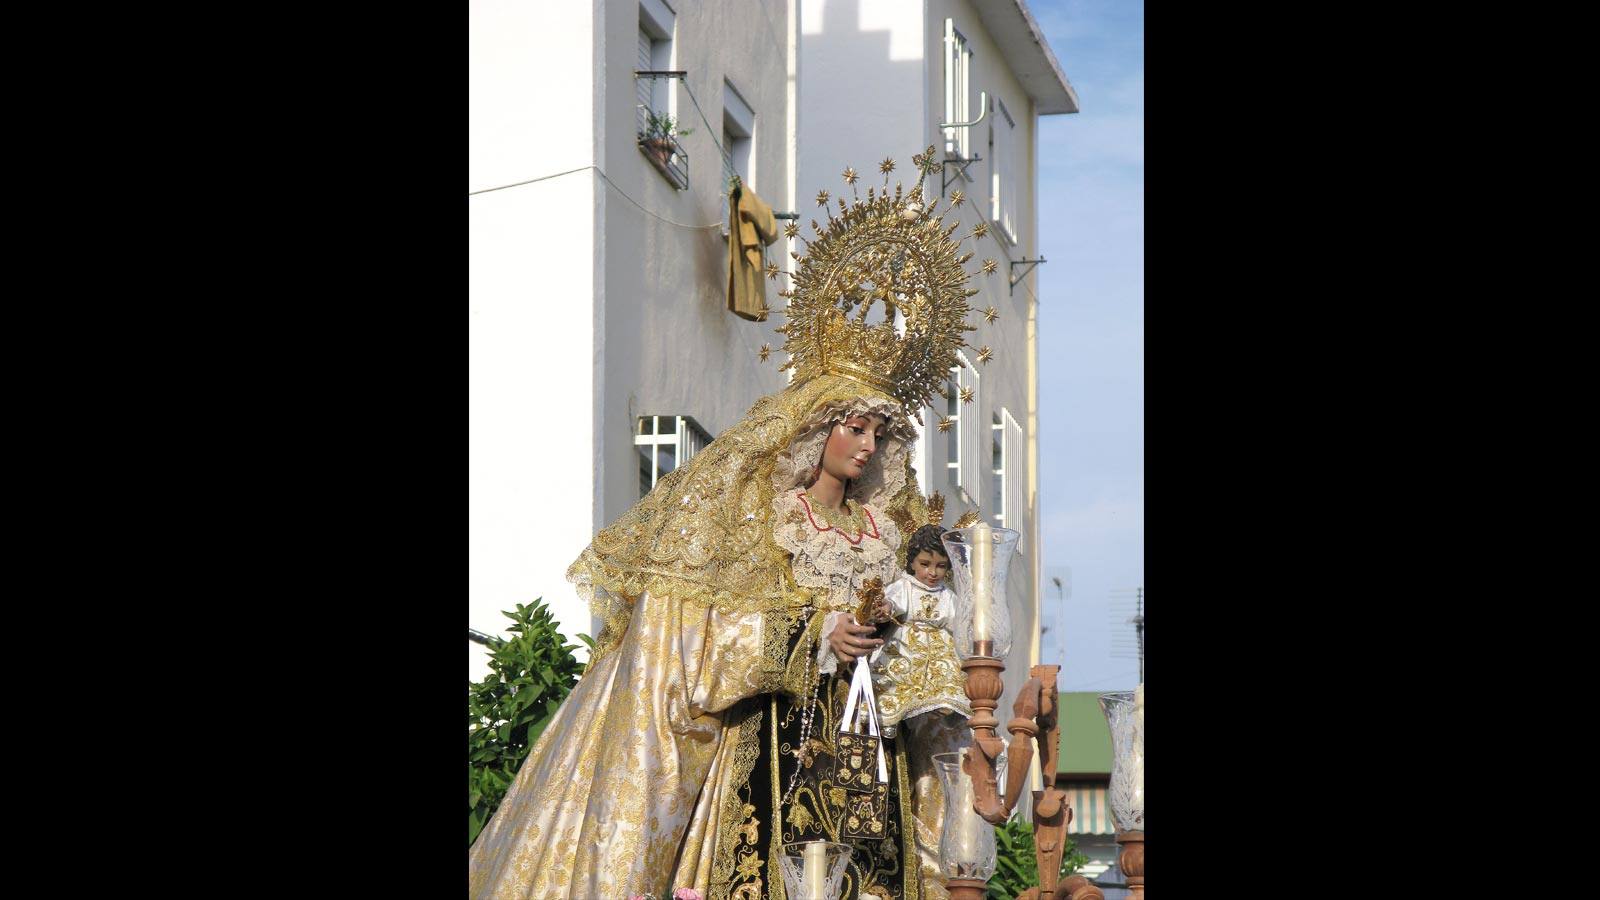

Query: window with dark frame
635,415,712,498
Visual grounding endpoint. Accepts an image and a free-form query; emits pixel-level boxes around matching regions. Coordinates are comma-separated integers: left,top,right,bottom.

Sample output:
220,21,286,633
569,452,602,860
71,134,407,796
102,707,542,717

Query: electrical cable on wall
469,164,722,230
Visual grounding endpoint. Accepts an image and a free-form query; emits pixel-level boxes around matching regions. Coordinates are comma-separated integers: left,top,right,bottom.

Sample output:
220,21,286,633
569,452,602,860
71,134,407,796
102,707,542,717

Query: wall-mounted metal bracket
938,90,989,131
942,154,983,195
938,90,989,196
1010,257,1047,295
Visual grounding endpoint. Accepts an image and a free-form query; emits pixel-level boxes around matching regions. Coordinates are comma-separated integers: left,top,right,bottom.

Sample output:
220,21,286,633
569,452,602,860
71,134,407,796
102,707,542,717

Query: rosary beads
780,633,824,807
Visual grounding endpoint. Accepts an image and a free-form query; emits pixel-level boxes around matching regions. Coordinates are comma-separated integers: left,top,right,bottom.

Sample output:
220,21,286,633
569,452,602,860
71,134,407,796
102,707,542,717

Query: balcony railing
637,129,689,190
634,70,691,191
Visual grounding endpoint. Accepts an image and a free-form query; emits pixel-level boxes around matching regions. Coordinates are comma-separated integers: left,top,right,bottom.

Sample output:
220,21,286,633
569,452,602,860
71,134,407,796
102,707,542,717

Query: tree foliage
468,598,590,845
986,816,1090,900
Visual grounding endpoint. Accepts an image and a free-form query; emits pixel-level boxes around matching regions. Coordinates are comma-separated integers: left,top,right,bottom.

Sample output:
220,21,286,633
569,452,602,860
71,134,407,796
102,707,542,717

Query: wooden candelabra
950,659,1104,900
1116,830,1144,899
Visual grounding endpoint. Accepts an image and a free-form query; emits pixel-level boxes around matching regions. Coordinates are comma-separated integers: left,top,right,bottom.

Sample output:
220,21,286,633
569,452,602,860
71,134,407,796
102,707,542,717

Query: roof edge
973,0,1079,115
1012,0,1079,114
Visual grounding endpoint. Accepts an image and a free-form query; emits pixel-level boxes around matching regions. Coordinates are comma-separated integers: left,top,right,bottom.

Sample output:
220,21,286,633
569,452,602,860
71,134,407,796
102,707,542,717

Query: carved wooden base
945,876,989,900
1015,873,1105,900
954,660,1102,900
1059,874,1106,900
1031,788,1067,898
960,655,1009,823
1116,830,1144,899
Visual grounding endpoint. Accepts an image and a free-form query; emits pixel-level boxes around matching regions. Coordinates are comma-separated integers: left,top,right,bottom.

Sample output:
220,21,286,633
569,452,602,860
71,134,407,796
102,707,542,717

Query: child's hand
870,598,893,624
829,616,884,663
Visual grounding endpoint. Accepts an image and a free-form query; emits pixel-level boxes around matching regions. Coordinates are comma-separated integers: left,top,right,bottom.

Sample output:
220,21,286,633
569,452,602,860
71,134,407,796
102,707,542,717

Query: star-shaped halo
950,190,966,207
842,166,859,185
971,221,989,239
936,416,953,433
981,259,998,275
878,157,896,175
783,221,799,238
815,189,831,207
984,306,1000,323
765,262,780,280
977,346,993,365
959,386,974,404
758,343,771,362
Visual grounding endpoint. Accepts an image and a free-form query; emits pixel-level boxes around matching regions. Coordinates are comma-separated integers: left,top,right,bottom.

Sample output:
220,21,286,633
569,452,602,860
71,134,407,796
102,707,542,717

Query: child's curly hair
905,524,949,574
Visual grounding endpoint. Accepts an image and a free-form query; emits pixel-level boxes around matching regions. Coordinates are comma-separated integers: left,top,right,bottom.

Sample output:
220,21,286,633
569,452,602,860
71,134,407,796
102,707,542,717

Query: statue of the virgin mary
470,148,990,900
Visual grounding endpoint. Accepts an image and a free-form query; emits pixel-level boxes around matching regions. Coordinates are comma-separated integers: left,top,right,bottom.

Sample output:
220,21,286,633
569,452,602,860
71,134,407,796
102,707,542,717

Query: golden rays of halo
773,146,981,415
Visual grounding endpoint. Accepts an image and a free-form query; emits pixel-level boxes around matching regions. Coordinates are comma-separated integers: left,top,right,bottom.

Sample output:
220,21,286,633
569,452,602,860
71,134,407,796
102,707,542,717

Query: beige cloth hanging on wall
726,181,778,321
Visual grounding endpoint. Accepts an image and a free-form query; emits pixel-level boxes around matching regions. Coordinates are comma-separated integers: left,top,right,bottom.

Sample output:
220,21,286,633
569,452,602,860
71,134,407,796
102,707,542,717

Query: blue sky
1029,0,1144,692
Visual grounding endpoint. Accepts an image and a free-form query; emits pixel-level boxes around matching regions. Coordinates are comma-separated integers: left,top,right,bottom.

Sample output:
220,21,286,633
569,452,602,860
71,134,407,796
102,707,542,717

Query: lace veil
567,373,931,663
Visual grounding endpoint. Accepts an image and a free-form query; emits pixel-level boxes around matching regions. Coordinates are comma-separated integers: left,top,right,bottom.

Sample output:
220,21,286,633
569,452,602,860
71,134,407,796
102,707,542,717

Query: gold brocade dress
468,374,943,900
871,578,971,737
869,577,972,900
736,489,914,900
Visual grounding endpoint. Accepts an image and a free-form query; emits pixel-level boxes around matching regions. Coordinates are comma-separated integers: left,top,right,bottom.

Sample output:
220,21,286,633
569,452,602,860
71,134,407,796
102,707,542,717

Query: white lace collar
771,489,903,610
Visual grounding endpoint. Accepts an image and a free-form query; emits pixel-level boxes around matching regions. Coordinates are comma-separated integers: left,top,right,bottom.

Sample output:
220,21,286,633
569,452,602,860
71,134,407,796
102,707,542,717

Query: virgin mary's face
820,414,888,482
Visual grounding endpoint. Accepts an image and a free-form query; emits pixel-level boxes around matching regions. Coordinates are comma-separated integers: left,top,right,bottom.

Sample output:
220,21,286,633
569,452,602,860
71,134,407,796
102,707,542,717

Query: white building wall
597,0,792,534
470,0,797,682
922,0,1043,722
799,0,927,218
469,0,601,679
469,179,600,678
469,0,597,194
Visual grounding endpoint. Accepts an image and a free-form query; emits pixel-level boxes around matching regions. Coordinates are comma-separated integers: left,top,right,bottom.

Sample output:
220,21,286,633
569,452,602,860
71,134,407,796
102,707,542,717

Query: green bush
468,598,591,845
986,816,1090,900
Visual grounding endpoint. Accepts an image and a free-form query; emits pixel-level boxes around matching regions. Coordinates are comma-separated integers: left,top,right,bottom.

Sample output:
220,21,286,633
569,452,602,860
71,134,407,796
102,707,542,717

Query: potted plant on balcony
638,110,692,168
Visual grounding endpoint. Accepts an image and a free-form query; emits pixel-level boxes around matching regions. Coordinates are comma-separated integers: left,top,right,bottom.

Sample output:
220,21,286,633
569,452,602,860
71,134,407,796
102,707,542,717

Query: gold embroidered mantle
471,375,937,899
567,375,918,670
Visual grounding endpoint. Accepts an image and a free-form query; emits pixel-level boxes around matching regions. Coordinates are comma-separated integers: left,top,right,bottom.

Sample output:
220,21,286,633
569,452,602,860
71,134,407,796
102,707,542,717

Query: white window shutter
943,19,957,154
1004,409,1024,555
957,357,980,504
637,29,654,119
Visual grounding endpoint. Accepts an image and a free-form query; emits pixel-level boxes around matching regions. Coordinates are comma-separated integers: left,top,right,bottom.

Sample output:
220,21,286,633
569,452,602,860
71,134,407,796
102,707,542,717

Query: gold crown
769,147,999,415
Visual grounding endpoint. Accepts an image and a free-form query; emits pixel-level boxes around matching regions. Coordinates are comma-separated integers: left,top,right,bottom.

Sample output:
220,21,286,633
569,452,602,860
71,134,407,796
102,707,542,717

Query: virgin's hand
828,616,883,663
